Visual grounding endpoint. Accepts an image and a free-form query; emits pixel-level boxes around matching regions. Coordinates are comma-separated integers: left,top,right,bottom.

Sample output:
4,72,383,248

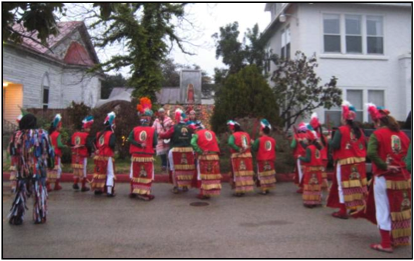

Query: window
42,73,50,109
345,15,362,53
325,110,342,127
323,14,341,53
323,14,384,55
367,16,384,54
368,90,385,122
281,27,291,59
347,90,363,122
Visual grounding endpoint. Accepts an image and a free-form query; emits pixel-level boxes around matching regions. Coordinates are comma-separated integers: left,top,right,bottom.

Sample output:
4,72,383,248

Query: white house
263,3,412,126
3,21,102,124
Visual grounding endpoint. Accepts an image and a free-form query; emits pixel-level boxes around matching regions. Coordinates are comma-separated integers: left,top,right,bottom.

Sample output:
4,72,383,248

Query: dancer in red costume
70,116,94,192
327,101,367,219
128,97,157,201
353,104,411,253
47,114,67,192
291,122,310,194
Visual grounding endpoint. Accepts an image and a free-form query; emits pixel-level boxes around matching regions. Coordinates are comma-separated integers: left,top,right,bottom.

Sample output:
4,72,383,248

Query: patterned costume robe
8,129,54,225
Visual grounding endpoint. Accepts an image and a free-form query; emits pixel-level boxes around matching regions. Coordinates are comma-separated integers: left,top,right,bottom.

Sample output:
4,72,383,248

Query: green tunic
171,124,192,148
406,143,412,172
367,134,387,171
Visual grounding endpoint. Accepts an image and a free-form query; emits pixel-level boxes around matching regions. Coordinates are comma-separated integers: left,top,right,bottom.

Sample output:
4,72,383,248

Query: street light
3,82,9,87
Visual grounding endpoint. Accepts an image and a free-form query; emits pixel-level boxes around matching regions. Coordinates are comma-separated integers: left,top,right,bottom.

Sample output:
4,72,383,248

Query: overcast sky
170,3,270,77
63,3,270,78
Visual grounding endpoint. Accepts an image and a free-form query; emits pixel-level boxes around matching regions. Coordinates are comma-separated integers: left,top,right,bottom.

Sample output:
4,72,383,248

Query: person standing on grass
327,101,367,219
160,109,195,194
70,116,94,192
47,114,66,192
354,104,411,253
252,119,277,195
91,112,116,197
8,114,54,225
227,120,255,197
299,128,324,208
128,97,158,201
152,108,173,172
191,124,222,200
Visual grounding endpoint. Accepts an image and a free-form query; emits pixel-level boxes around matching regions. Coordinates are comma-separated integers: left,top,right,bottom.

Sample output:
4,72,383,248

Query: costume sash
198,154,222,196
172,147,195,188
131,156,154,195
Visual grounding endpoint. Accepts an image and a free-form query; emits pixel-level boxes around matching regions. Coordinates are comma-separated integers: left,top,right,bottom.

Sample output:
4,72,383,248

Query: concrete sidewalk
2,183,412,258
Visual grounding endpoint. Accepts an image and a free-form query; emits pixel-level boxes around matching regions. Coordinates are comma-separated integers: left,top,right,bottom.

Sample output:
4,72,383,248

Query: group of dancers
7,97,411,254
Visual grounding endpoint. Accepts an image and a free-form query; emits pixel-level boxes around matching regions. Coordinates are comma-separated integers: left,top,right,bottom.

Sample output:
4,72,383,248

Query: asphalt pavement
2,182,412,258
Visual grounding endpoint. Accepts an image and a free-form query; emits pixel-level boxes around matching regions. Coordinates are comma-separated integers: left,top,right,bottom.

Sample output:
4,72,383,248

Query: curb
3,172,333,183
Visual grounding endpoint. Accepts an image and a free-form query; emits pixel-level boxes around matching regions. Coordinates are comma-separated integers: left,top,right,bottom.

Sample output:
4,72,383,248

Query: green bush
217,116,296,174
67,102,91,130
211,65,281,134
90,100,140,160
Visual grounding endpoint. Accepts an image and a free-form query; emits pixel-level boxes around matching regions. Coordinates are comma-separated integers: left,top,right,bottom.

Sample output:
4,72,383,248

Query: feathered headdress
227,120,240,130
82,116,94,129
342,101,357,121
52,114,62,128
260,119,272,130
104,112,116,126
137,97,153,117
306,124,318,141
175,108,186,123
16,114,23,123
298,122,308,132
310,112,320,130
367,103,389,121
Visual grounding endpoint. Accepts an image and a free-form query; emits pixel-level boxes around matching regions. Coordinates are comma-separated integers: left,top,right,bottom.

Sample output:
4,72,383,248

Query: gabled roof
156,88,181,104
11,21,99,65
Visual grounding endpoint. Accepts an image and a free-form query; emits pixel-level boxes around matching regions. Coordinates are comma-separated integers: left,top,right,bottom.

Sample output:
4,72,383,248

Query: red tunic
96,131,114,157
333,126,366,163
372,128,409,176
129,127,155,155
50,131,62,157
293,132,309,159
197,130,219,153
256,136,276,161
231,132,251,154
71,132,89,157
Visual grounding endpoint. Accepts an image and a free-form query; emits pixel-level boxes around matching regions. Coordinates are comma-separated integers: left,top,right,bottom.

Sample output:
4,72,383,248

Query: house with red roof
3,21,102,124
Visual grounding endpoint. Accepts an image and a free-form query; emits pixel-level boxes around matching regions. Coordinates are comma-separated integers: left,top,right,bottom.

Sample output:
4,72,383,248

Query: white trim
318,54,388,60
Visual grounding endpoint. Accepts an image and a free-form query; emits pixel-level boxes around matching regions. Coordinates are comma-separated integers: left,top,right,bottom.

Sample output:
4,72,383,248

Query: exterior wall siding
3,44,100,110
265,3,412,124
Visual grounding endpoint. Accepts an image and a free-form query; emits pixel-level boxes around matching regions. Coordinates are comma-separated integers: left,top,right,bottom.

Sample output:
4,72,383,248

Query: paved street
2,182,412,258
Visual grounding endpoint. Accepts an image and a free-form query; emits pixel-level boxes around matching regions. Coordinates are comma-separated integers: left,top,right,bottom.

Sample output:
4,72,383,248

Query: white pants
106,157,114,193
374,176,392,231
57,157,62,179
168,150,175,171
82,158,87,178
297,159,304,183
336,163,345,204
